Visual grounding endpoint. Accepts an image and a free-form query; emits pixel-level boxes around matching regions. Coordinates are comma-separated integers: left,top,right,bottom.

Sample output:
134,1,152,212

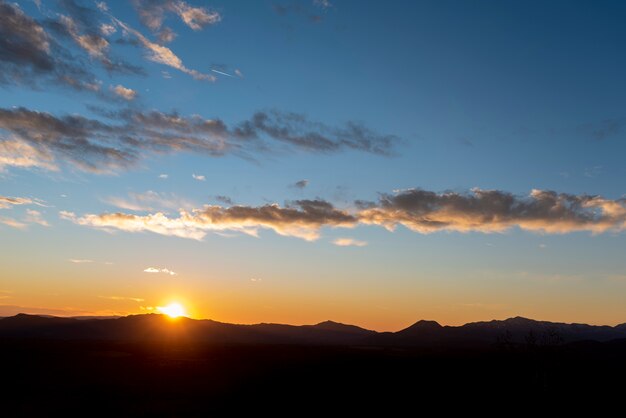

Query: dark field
2,338,625,416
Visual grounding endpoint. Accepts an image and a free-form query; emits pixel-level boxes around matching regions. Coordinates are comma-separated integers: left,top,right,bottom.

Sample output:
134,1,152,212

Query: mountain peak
397,320,443,336
411,320,442,329
310,320,374,335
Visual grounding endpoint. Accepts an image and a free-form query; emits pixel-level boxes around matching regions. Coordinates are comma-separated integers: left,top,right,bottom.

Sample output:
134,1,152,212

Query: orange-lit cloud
60,189,626,241
61,200,356,241
333,238,367,247
110,84,137,100
0,196,45,209
358,188,626,234
143,267,177,276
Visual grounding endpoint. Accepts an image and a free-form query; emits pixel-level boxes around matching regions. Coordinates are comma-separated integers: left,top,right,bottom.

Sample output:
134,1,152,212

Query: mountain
1,313,626,346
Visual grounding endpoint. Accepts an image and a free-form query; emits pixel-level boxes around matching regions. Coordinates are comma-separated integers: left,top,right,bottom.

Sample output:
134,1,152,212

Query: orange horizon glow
157,302,186,318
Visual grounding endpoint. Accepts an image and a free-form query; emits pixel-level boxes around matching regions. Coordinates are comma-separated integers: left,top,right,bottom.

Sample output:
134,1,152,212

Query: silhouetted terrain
2,314,626,414
1,313,626,346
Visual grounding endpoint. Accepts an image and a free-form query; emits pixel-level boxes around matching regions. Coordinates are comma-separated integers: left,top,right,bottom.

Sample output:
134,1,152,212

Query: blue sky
1,0,626,329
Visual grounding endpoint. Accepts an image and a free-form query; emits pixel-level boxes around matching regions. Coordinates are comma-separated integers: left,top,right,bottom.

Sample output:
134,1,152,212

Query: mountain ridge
2,313,626,346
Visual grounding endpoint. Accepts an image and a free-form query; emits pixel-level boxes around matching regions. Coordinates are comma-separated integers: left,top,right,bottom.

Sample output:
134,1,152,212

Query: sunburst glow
157,302,185,318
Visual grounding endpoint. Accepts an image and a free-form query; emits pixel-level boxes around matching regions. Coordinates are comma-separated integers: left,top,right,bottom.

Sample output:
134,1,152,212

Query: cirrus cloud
0,106,397,174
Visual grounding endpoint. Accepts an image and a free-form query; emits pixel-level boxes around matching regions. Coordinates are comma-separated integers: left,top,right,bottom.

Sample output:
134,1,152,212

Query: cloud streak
131,0,220,43
112,16,216,81
0,196,45,209
61,188,626,241
0,107,396,173
62,199,357,241
144,267,177,276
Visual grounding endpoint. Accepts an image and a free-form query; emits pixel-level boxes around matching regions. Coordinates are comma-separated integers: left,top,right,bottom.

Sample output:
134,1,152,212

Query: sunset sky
2,0,626,330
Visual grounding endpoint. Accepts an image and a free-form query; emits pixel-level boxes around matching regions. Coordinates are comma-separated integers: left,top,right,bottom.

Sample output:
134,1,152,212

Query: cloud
0,0,142,93
0,217,27,229
0,106,397,173
24,209,49,226
144,267,177,275
0,139,58,171
333,238,367,247
158,173,169,179
214,195,233,205
192,174,206,181
0,196,45,209
0,1,100,91
110,84,137,100
292,179,309,189
238,110,397,155
47,0,144,75
358,188,626,234
99,295,144,302
112,16,216,81
62,199,357,241
104,190,194,212
100,23,116,36
131,0,220,42
68,258,94,263
314,0,333,9
62,188,626,241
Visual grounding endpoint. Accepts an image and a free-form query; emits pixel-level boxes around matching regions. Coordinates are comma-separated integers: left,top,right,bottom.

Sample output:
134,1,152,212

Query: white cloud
333,237,368,247
0,139,58,172
144,267,177,276
68,259,94,264
110,84,137,100
158,173,169,179
100,23,116,36
112,17,216,81
104,190,194,212
0,217,27,229
192,174,206,181
24,209,49,226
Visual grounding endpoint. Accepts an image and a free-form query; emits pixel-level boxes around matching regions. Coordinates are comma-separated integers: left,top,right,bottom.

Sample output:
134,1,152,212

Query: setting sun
158,303,186,318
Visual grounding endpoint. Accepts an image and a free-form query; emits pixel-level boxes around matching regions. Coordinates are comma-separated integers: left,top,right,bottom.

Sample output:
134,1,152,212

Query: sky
1,0,626,330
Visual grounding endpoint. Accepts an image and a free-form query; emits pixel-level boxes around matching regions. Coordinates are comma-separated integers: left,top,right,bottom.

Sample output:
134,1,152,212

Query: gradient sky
2,0,626,330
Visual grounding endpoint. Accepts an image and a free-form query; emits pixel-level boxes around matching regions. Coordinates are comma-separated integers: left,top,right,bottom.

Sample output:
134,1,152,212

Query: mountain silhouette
2,313,626,346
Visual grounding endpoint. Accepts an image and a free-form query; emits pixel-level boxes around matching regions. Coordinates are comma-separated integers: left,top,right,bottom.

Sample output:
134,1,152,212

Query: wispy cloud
99,295,145,302
0,196,46,209
24,209,49,226
130,0,220,43
111,16,216,81
68,258,94,263
104,190,194,212
0,107,396,174
333,237,367,247
0,217,27,229
143,267,177,276
291,179,309,189
192,174,206,181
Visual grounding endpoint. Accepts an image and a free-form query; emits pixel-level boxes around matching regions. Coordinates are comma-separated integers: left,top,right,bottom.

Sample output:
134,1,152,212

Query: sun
157,302,186,318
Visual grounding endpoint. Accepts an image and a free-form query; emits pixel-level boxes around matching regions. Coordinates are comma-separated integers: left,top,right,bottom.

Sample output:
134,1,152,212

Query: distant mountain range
1,314,626,347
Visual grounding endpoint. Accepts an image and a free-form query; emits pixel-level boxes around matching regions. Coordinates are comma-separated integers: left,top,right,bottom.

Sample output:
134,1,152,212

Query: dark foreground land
2,313,626,415
2,338,626,416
